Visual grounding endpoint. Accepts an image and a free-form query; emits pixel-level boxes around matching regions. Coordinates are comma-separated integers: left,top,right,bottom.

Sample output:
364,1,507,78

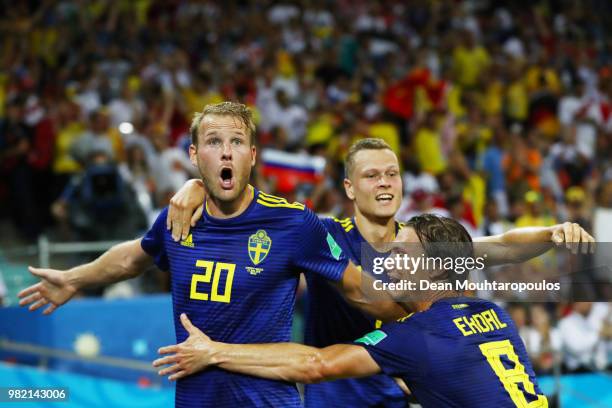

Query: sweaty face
189,114,256,203
345,149,402,220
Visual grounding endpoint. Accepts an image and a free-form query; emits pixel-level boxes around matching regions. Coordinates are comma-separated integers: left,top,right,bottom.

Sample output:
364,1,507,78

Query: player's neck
206,185,254,219
354,209,396,243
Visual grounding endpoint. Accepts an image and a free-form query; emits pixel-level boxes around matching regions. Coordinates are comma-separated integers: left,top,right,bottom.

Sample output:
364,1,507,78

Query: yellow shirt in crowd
506,80,528,121
53,122,85,174
452,45,490,88
369,122,400,157
414,127,446,175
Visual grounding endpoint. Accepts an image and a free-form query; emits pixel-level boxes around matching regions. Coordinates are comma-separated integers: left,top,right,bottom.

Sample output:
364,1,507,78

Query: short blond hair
190,101,256,145
345,138,393,178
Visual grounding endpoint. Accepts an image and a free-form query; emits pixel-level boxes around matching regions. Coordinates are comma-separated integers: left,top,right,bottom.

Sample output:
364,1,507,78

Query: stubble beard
199,165,249,205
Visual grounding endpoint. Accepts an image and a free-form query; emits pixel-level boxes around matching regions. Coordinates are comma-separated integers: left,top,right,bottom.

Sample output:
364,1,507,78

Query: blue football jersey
141,188,348,408
356,297,548,408
304,217,407,408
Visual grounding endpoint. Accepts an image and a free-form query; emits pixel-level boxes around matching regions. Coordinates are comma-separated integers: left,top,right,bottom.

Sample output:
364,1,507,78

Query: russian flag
261,149,326,193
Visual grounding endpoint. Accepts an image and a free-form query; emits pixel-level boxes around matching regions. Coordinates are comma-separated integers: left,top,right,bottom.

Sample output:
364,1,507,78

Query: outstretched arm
18,239,153,314
154,314,380,382
475,222,595,266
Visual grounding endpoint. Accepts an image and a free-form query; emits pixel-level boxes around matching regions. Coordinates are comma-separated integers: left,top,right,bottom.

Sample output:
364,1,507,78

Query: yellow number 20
190,260,235,303
479,340,548,407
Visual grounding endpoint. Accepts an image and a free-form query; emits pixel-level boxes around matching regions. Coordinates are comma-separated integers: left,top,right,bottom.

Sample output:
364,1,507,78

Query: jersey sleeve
140,207,169,271
292,209,348,282
319,216,337,231
354,321,422,379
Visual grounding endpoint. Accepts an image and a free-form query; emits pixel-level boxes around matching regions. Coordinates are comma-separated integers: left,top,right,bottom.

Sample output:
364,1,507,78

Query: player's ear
344,178,355,200
189,144,198,167
251,145,256,167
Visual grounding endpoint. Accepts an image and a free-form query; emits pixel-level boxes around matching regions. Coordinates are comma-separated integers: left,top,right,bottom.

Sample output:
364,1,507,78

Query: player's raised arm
474,222,595,266
167,178,206,241
154,314,380,382
18,239,153,315
336,261,410,321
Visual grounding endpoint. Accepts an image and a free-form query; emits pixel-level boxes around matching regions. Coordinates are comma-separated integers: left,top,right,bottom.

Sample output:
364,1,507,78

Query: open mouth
219,167,235,190
376,193,394,202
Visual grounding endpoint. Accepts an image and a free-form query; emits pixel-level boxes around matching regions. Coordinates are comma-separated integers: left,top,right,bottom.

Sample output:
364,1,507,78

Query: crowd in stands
0,0,610,372
507,302,611,374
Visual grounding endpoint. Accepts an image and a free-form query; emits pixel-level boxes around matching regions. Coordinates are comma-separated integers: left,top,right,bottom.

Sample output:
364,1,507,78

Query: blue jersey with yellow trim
304,217,408,408
141,188,348,408
356,297,548,408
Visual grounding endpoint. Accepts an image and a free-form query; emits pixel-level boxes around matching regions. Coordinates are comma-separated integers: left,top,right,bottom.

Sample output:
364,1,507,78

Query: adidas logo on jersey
180,234,194,248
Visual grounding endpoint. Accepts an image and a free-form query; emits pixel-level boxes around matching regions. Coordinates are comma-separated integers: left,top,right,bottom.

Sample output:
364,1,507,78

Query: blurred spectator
561,186,591,227
401,157,439,197
478,125,509,216
452,30,490,89
265,90,308,150
51,147,147,241
107,79,145,128
28,96,58,229
558,302,611,372
447,194,481,237
515,191,556,228
119,140,157,225
51,99,85,196
0,98,38,238
503,130,543,197
413,111,446,175
482,200,512,236
529,304,562,373
448,150,485,227
70,109,124,165
558,81,600,162
508,303,542,360
181,71,223,118
505,62,529,125
397,189,448,223
549,126,591,189
149,124,198,206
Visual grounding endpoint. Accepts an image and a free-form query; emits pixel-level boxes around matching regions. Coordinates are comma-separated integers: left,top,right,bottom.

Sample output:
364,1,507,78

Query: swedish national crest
248,230,272,265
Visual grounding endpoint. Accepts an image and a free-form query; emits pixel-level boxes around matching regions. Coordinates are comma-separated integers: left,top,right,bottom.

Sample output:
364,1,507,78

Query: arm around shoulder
211,342,380,384
335,261,409,321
